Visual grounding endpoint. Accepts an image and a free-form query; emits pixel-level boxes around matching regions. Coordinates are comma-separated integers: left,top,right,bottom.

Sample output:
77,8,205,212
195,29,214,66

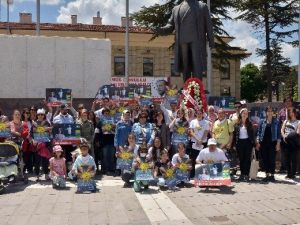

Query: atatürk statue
157,0,214,81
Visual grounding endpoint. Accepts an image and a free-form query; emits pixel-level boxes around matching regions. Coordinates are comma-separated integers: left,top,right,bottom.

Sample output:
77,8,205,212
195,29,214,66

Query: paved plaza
0,173,299,225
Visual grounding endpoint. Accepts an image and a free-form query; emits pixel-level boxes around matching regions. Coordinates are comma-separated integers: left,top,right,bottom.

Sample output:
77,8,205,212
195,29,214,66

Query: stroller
0,141,28,194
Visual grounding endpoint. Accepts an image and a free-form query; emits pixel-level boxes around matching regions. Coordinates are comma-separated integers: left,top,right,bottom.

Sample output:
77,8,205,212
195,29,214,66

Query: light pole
207,0,212,96
36,0,40,35
125,0,129,86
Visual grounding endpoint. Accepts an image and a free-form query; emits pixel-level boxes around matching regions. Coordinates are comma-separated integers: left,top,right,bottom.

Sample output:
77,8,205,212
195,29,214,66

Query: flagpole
36,0,40,35
125,0,129,86
207,0,212,96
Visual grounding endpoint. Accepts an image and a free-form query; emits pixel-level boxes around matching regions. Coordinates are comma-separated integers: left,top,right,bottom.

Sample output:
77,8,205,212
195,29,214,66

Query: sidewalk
0,173,299,225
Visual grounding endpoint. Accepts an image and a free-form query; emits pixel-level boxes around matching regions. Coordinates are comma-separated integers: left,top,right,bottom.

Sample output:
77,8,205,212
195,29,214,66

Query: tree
236,0,299,102
259,41,291,101
132,0,245,60
241,63,266,102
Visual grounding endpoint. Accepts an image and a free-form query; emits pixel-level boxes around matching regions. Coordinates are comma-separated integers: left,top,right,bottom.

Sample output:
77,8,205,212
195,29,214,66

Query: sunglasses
25,112,30,115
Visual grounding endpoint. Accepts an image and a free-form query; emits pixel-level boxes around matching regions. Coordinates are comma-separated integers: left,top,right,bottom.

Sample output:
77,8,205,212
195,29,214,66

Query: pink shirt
49,157,66,176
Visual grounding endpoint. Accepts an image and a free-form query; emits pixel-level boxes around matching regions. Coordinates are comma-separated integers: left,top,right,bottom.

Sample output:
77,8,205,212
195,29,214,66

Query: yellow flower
165,168,174,178
140,162,149,171
36,126,46,133
80,171,92,181
103,124,112,131
110,109,117,116
118,107,125,113
166,89,177,96
120,151,132,160
177,127,186,135
179,163,189,172
0,123,6,130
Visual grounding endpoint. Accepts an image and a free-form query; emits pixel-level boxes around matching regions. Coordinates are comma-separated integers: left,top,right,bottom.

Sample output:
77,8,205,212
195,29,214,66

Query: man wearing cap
53,104,74,124
195,138,228,175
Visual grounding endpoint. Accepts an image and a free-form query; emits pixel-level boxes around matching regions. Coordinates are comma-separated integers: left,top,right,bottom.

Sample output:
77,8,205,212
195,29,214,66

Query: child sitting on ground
132,142,154,192
171,142,192,186
155,150,172,189
49,145,66,189
72,142,97,193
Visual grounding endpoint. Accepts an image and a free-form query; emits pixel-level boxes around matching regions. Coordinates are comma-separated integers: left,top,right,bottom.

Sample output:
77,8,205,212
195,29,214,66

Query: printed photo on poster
116,151,134,170
208,96,236,110
46,88,72,107
52,124,81,145
195,162,231,186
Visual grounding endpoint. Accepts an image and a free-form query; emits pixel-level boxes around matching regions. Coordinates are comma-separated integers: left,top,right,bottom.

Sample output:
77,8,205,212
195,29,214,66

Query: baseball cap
53,145,63,152
37,109,46,115
207,138,217,146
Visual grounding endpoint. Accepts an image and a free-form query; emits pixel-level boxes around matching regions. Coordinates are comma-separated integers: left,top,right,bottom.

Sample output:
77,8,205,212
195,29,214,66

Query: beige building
0,13,250,98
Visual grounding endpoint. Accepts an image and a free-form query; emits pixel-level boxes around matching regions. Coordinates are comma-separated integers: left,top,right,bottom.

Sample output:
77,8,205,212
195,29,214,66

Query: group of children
48,135,194,192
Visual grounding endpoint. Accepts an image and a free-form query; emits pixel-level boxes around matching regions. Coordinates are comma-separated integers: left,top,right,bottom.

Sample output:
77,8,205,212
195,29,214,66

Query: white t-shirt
284,120,299,136
189,118,210,143
239,125,249,139
196,148,228,164
171,153,190,166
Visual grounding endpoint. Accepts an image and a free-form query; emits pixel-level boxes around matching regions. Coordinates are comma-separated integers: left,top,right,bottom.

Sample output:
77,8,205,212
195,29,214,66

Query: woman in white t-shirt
281,108,300,179
189,108,210,178
232,108,255,181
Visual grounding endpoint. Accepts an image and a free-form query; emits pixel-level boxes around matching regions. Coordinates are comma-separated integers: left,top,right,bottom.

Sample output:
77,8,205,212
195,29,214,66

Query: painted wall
0,35,111,98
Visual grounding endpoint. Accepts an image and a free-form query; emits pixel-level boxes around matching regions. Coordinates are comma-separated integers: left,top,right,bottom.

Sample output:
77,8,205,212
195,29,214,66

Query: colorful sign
135,162,154,181
194,162,231,186
208,96,236,110
101,117,115,134
52,124,81,145
111,77,168,99
164,168,180,188
116,151,134,170
175,162,190,182
46,88,72,107
0,122,10,138
33,126,50,142
172,125,188,145
77,165,96,192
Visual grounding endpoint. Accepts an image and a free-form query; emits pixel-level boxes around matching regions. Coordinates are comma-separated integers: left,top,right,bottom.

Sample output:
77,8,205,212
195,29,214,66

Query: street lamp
6,0,13,34
36,0,40,35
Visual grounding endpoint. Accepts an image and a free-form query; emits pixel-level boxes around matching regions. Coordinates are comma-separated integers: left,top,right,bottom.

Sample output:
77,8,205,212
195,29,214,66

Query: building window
114,56,125,76
220,60,230,79
143,57,153,77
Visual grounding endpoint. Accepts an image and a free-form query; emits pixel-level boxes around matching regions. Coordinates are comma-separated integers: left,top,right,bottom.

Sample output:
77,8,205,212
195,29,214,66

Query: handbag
249,148,259,179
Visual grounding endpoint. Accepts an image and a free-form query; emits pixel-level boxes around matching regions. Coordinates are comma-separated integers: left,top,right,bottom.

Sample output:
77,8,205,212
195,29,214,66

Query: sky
0,0,298,67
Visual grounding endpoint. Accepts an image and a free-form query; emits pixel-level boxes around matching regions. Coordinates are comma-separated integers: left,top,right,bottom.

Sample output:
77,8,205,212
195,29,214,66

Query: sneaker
238,175,245,181
45,174,51,181
268,175,275,182
262,176,269,182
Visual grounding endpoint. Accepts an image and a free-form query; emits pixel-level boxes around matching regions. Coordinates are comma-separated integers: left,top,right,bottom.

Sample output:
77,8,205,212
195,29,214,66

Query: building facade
0,13,250,98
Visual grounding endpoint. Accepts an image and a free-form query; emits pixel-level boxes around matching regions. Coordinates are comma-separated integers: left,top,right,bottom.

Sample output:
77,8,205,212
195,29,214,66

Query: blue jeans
101,145,116,172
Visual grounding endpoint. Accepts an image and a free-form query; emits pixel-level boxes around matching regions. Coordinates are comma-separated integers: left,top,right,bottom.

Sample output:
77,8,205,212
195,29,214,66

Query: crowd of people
0,95,299,191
